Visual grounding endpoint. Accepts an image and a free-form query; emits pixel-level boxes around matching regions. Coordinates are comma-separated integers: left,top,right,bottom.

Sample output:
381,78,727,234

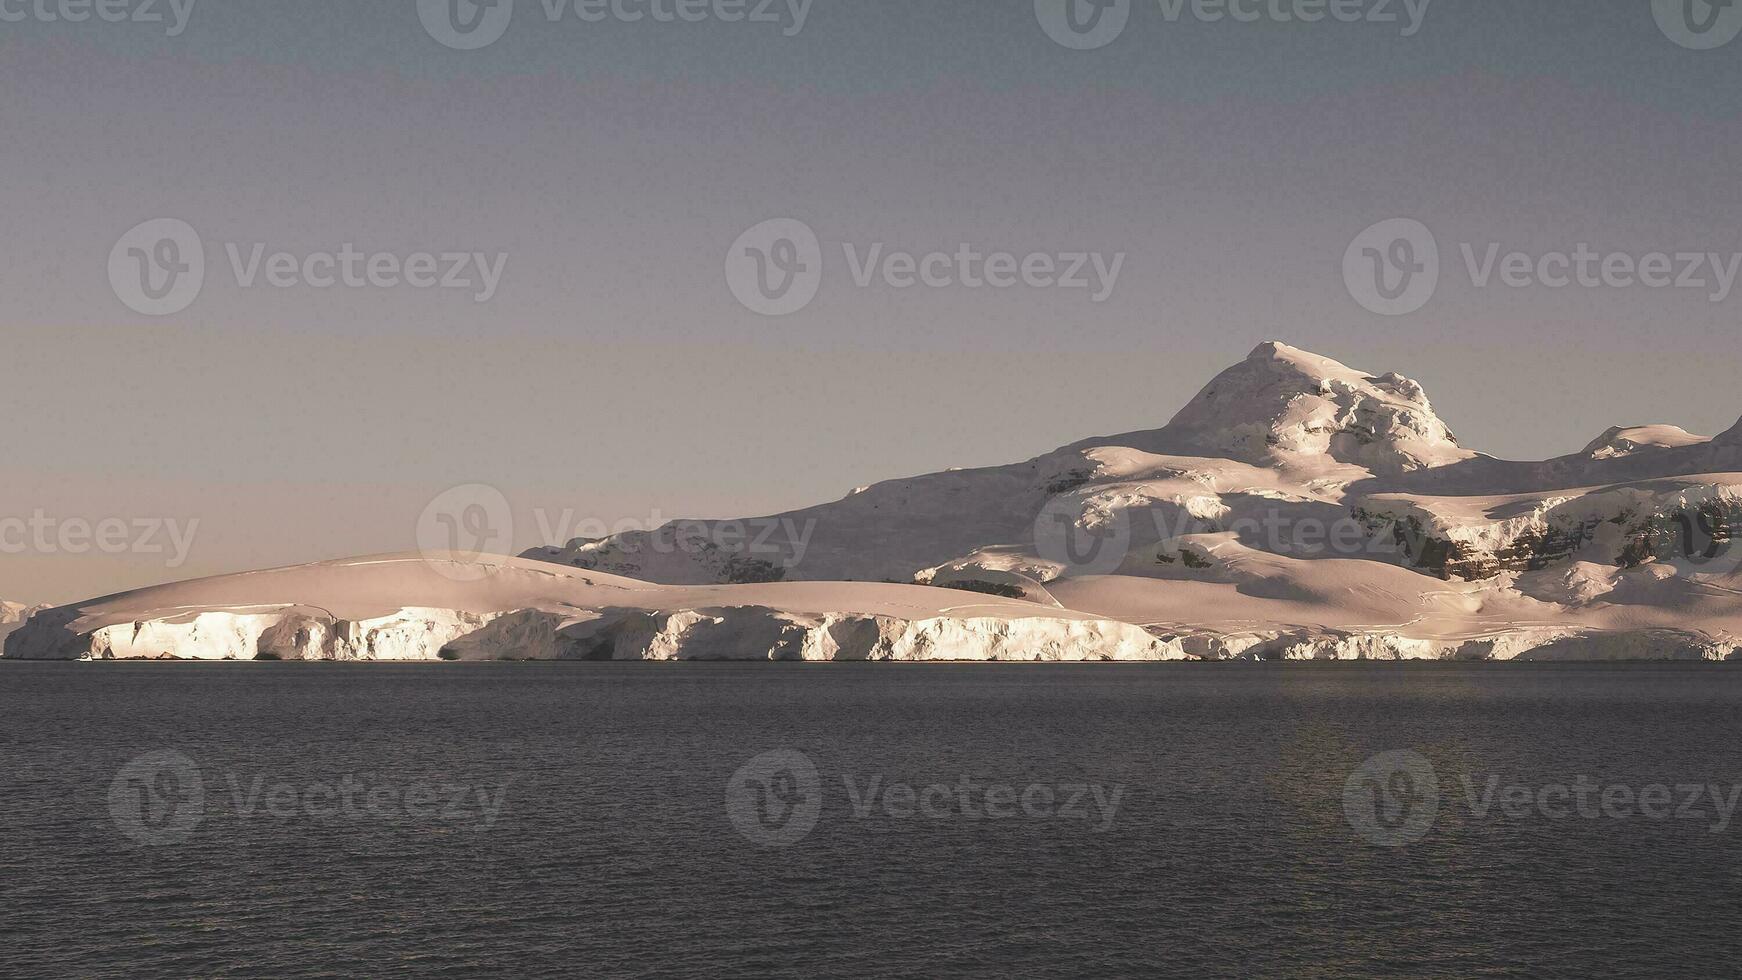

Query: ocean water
4,662,1742,978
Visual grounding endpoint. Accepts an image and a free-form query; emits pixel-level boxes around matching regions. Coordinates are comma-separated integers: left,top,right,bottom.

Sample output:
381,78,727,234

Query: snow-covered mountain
524,342,1742,660
10,341,1740,661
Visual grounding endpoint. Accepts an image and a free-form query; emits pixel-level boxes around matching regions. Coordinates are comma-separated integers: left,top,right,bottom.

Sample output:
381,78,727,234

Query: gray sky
4,0,1742,603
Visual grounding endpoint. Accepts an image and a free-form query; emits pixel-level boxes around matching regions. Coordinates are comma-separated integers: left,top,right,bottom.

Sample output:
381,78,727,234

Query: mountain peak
1246,339,1314,362
1719,416,1742,445
1164,342,1470,474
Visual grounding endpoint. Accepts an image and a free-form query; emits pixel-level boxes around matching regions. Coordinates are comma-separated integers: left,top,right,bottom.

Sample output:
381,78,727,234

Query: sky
4,0,1742,603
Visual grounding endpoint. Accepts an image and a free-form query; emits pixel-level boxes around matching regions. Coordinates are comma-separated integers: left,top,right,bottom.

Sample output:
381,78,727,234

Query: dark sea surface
4,662,1742,978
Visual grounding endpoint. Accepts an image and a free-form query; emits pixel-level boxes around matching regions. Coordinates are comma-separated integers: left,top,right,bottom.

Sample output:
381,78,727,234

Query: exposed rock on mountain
1354,477,1742,580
